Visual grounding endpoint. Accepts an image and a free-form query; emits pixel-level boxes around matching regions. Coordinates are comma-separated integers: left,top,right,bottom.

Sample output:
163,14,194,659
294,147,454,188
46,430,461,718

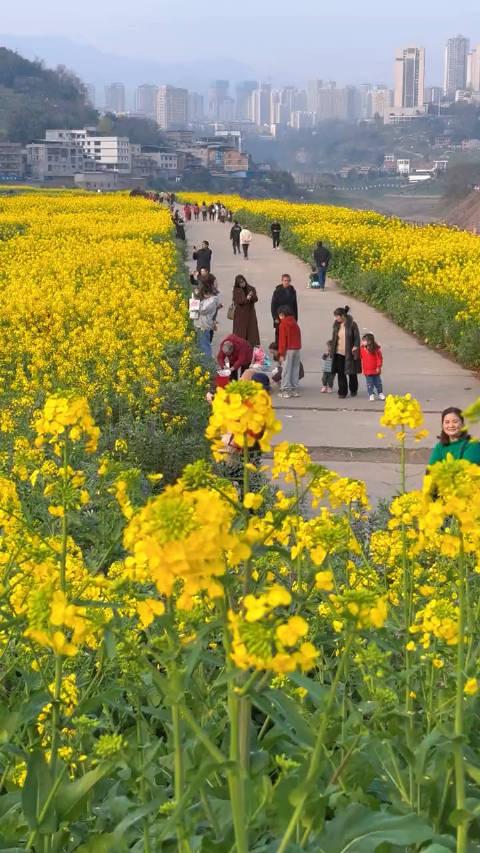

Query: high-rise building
248,84,272,126
444,35,469,97
270,88,294,125
468,45,480,92
235,81,257,120
208,80,230,119
188,92,204,123
85,84,96,108
104,83,126,113
371,86,392,119
307,79,325,113
135,84,158,120
306,80,359,122
394,47,425,109
156,86,189,130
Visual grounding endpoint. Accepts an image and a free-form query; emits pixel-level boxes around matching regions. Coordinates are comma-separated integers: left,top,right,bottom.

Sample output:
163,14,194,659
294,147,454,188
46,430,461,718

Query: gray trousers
281,349,301,391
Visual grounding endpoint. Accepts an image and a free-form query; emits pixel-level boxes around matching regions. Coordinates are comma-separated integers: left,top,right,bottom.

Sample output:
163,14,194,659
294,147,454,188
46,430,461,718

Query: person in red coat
277,306,302,398
360,333,385,401
217,334,253,379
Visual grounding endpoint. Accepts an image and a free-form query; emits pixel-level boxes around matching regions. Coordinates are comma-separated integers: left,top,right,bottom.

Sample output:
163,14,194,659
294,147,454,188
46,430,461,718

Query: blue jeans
197,329,212,359
317,267,327,289
365,374,383,395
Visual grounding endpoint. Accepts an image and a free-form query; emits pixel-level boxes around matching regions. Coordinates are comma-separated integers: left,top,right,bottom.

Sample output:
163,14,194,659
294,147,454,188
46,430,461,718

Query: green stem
49,655,63,777
277,633,353,853
399,437,406,494
136,702,151,853
454,537,468,853
228,681,248,853
25,765,68,850
50,440,69,778
172,703,189,853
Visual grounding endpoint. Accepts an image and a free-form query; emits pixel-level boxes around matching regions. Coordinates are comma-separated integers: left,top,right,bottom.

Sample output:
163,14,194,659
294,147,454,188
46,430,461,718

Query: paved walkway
184,214,480,501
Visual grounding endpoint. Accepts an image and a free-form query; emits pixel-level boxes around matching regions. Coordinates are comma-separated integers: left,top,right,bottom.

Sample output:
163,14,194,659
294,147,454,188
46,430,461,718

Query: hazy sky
2,0,480,84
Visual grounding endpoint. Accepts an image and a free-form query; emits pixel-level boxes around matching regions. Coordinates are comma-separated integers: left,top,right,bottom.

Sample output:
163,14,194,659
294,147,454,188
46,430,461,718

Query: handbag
189,297,200,320
227,303,235,321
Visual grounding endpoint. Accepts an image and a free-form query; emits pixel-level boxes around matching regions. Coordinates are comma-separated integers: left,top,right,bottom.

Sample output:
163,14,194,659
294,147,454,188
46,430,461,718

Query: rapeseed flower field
0,190,478,851
179,193,480,366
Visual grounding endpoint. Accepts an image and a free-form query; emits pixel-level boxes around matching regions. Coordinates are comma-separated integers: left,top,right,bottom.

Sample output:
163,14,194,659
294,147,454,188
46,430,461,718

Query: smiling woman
428,406,480,466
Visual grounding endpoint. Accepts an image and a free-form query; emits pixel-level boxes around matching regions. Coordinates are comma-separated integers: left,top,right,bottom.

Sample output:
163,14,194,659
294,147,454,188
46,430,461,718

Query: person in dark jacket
175,219,186,240
193,241,212,272
230,221,242,255
331,306,361,398
313,241,331,290
232,275,260,346
271,221,281,249
271,274,298,346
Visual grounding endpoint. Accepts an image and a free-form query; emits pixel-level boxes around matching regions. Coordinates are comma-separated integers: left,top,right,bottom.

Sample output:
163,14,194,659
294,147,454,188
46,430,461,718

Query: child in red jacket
277,306,302,398
360,333,385,401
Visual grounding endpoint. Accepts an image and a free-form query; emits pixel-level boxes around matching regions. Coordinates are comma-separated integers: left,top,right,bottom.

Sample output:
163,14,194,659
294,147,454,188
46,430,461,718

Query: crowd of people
174,196,390,401
129,192,479,473
185,221,386,401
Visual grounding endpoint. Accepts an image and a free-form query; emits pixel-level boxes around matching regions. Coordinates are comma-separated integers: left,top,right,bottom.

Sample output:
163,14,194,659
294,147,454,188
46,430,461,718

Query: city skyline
2,0,480,88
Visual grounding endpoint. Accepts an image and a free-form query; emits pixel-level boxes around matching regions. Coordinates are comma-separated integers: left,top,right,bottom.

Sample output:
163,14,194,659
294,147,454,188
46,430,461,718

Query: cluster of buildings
86,35,480,137
0,128,249,187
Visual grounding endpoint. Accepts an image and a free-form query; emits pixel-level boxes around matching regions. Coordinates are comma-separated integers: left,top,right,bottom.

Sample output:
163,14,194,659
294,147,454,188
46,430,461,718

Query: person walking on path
174,217,186,240
321,340,335,393
230,221,242,255
193,202,200,221
193,280,222,359
331,306,361,399
217,334,253,379
278,306,302,398
313,240,331,290
360,333,386,401
201,202,208,221
240,226,252,259
271,220,282,249
208,203,215,221
184,203,192,222
232,275,260,347
193,241,212,272
271,274,298,346
428,408,480,467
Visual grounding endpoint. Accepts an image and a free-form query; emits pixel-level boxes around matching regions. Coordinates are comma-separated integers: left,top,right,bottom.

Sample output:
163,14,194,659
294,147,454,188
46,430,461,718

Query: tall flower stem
172,702,190,853
277,633,353,853
50,439,69,778
454,537,468,853
238,439,252,796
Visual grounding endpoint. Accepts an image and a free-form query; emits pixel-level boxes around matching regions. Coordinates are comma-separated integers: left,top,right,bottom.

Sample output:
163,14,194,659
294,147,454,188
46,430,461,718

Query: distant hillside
0,35,256,97
447,191,480,232
0,46,97,143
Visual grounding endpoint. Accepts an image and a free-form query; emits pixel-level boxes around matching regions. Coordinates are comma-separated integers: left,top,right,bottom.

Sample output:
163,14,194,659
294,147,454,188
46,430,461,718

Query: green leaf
76,835,129,853
288,673,328,707
55,762,113,820
251,690,314,748
314,804,433,852
21,749,56,832
466,762,480,785
420,845,455,853
448,808,471,828
0,707,20,744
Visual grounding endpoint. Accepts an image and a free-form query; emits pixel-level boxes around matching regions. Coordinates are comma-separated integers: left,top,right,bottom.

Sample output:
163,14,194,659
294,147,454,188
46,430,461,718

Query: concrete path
184,213,480,502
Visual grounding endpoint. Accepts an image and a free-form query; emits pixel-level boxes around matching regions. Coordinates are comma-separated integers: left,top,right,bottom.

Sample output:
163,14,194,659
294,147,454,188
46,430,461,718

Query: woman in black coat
271,274,298,346
331,306,361,398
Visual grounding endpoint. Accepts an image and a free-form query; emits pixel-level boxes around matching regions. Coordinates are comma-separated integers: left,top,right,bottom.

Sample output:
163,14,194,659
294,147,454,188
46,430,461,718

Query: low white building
45,129,132,172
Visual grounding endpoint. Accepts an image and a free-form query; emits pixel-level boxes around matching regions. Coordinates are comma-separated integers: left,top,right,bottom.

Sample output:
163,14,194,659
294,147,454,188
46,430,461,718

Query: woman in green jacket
428,407,480,466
